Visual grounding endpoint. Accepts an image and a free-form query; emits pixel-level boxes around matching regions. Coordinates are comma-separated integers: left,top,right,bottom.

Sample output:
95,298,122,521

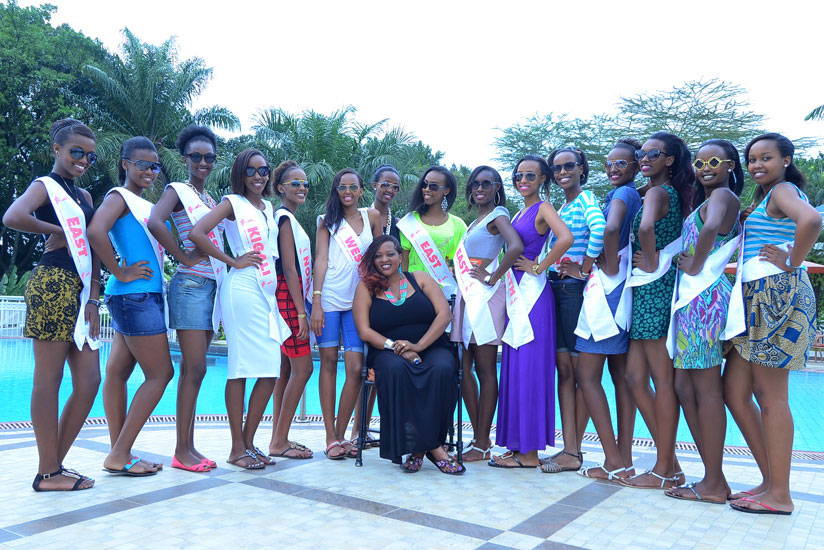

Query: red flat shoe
172,457,211,473
201,458,218,469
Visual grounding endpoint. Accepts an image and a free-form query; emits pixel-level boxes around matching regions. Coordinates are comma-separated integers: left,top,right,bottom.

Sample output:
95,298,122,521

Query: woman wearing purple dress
490,155,573,468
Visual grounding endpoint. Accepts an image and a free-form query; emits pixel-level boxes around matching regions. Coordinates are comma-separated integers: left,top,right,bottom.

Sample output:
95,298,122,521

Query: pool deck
0,419,822,550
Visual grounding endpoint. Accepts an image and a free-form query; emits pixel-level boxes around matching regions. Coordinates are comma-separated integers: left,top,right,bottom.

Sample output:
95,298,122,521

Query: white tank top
318,208,372,311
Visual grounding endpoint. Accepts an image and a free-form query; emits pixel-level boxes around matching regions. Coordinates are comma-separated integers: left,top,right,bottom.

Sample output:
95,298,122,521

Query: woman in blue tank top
87,137,174,476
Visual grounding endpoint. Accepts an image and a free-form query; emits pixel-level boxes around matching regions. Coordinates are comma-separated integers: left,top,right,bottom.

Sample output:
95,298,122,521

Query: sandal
619,469,680,489
578,465,627,483
32,467,94,492
226,449,265,470
252,447,276,465
665,482,727,504
344,439,359,458
364,433,379,449
324,441,346,460
270,442,313,459
540,451,582,474
488,451,534,469
425,451,465,475
400,454,423,473
462,442,493,461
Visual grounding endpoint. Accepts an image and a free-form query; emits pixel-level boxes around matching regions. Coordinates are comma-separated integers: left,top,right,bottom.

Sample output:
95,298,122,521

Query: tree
84,28,239,200
0,1,110,279
805,105,824,121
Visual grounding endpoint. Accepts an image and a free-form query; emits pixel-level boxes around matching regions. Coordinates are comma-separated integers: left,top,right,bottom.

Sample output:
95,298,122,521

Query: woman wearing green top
399,166,467,299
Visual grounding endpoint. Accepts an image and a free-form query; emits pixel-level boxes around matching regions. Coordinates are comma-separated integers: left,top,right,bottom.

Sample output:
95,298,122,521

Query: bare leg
318,346,344,457
335,350,365,453
60,345,102,463
270,352,290,441
351,386,378,441
464,344,498,461
553,351,583,470
270,354,313,458
674,368,704,460
607,353,636,471
460,346,480,439
243,377,277,461
723,349,769,497
103,333,173,473
102,332,136,447
225,378,258,466
626,339,657,442
174,329,211,467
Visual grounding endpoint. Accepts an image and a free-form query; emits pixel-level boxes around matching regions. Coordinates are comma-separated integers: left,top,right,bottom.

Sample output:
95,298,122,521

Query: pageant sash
324,209,367,270
625,237,683,289
454,242,499,347
666,234,741,357
169,182,227,331
274,209,313,302
225,195,291,342
108,187,169,330
397,213,458,299
40,176,100,350
501,268,544,349
575,243,633,341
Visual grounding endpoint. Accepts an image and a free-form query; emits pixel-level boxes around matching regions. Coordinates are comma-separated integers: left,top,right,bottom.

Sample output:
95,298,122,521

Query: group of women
5,119,819,518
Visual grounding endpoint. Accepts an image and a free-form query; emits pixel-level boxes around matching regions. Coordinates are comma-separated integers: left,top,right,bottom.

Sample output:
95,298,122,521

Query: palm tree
84,28,239,198
806,105,824,121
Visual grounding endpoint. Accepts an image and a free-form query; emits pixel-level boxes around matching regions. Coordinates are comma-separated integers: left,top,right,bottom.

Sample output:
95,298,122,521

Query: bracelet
384,338,395,350
92,278,101,285
87,299,101,308
297,313,307,319
579,267,591,277
312,290,322,296
785,256,803,270
531,264,540,275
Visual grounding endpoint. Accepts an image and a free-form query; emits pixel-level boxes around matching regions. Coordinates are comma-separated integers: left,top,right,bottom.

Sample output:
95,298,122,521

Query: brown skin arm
367,208,383,238
514,202,573,275
278,220,309,340
87,191,153,282
78,188,101,339
147,186,203,267
2,180,63,237
470,215,524,285
633,186,669,273
678,189,740,276
310,220,330,336
760,183,822,270
189,199,241,267
600,198,627,276
352,281,381,346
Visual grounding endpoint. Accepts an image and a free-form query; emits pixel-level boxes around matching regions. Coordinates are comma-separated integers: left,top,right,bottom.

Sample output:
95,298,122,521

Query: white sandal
578,465,627,482
620,469,681,489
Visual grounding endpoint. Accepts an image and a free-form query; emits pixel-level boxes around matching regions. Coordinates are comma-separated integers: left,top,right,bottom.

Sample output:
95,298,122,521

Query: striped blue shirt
742,184,807,262
548,189,606,271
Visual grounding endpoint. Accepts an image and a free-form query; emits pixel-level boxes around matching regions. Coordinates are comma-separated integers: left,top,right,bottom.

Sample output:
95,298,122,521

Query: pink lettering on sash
344,235,363,262
67,217,89,257
420,239,443,268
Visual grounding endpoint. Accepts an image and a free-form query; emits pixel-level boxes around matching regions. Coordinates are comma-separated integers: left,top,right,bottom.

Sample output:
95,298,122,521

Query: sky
22,0,824,169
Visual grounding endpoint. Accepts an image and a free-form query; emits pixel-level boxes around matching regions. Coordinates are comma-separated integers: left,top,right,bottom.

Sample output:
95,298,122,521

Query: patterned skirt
24,265,82,342
276,275,311,358
630,263,677,340
673,276,732,369
728,270,816,370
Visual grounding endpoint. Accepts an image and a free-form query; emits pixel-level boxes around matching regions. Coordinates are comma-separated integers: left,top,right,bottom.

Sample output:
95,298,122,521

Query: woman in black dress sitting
353,235,464,474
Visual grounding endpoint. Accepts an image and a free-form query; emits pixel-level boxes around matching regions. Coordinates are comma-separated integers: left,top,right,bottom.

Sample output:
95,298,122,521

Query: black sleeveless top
367,272,449,346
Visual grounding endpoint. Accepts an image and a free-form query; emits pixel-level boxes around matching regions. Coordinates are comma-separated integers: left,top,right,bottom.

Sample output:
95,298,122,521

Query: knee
624,368,645,389
556,362,574,382
673,374,692,404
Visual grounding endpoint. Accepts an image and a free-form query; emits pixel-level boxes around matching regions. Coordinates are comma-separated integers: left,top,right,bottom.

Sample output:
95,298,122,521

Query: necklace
54,174,81,205
384,275,408,306
373,203,391,235
185,181,208,203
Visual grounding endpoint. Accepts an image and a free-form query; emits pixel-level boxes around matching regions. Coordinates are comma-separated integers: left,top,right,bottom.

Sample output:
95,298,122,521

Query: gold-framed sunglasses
693,157,733,170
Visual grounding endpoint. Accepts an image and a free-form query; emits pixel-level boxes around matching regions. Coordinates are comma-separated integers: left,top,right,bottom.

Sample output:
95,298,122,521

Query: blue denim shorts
550,277,585,356
317,309,363,353
106,292,167,336
167,272,217,330
576,281,630,355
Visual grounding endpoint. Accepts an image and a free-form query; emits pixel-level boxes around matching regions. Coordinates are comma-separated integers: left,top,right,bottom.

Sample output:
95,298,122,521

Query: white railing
0,296,177,342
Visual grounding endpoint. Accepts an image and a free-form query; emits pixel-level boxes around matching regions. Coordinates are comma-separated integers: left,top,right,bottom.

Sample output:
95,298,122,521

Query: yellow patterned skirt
24,265,82,342
728,270,816,370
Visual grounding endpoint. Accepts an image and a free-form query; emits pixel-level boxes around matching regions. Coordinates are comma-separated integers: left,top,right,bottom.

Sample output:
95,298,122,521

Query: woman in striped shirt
540,147,606,474
724,133,820,515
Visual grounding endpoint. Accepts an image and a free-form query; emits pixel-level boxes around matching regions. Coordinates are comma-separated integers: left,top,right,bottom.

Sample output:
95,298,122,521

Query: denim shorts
106,292,167,336
576,281,630,355
550,277,585,355
167,272,217,330
317,309,363,353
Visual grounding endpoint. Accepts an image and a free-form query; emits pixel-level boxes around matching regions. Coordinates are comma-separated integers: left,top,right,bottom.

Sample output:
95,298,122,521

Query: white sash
666,234,741,357
501,269,545,349
625,237,683,289
454,242,499,347
225,195,291,342
722,239,789,340
274,209,313,302
107,187,170,330
326,210,367,269
169,182,227,332
575,243,633,341
39,176,100,350
397,213,458,299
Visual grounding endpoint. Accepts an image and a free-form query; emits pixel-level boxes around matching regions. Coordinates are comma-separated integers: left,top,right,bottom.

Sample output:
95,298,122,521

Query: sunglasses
337,184,360,192
605,160,636,170
284,179,310,189
513,171,538,182
377,181,401,192
421,181,445,191
123,158,161,173
185,152,217,164
550,162,581,174
470,180,497,190
245,166,270,177
693,157,733,170
69,148,98,165
634,149,669,162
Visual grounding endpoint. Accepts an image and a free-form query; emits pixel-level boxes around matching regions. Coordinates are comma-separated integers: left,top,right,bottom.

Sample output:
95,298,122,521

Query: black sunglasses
513,171,538,182
124,158,161,173
605,160,636,170
185,152,217,164
69,147,97,165
245,166,271,177
550,162,581,174
421,181,445,191
377,181,401,192
470,180,497,190
634,149,669,162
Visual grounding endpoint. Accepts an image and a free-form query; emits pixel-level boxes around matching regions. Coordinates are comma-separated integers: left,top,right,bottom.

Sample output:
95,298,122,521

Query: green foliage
0,266,30,296
805,104,824,121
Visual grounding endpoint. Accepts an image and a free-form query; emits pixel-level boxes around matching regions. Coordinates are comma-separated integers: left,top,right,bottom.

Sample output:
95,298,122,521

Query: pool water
1,338,822,451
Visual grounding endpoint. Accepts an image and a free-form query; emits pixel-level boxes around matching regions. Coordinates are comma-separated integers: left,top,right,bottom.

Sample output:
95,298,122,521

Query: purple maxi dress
496,201,556,453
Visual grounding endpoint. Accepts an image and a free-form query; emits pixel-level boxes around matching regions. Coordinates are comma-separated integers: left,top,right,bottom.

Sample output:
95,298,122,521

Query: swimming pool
1,338,822,451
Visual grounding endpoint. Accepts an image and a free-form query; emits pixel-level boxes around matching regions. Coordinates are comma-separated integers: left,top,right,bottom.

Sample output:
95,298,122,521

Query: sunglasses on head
185,152,217,164
550,161,581,174
124,158,161,173
421,181,445,191
69,147,97,165
377,181,401,192
634,149,669,162
284,179,309,189
245,166,270,177
693,157,733,170
605,160,636,170
337,184,360,192
513,171,538,183
470,180,497,190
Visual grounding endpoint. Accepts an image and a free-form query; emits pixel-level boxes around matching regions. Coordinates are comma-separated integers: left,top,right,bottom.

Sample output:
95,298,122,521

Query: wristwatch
579,267,591,278
384,338,395,350
483,274,493,286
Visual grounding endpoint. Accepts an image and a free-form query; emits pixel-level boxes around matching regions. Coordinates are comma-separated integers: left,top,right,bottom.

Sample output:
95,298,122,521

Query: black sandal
425,451,465,475
32,467,93,492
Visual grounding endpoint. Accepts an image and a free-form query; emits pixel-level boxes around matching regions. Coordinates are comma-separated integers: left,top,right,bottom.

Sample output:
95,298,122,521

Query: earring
441,196,448,213
728,168,733,173
784,164,789,167
493,193,501,206
468,195,475,205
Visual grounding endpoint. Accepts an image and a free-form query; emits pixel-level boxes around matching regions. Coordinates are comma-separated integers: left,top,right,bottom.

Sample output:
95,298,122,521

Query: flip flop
665,482,726,504
728,490,756,501
730,498,792,515
324,441,346,460
270,442,313,459
171,457,211,473
226,449,265,470
103,457,157,477
488,451,534,469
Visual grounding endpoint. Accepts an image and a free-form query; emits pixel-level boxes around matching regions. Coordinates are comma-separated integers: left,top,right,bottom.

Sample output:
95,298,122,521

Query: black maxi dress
367,273,458,464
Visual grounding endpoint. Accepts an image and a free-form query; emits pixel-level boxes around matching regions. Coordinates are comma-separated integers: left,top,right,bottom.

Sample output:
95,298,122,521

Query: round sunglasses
69,147,98,165
245,166,271,177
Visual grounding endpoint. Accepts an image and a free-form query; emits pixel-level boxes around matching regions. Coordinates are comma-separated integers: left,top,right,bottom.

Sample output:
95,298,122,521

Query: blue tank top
105,212,167,295
742,184,807,262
